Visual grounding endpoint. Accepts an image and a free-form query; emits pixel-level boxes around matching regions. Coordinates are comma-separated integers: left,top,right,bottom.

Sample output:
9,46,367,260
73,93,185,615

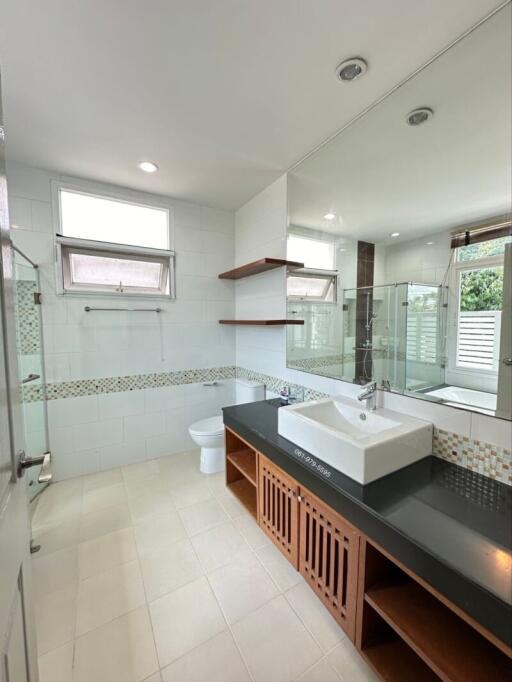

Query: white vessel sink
278,396,433,484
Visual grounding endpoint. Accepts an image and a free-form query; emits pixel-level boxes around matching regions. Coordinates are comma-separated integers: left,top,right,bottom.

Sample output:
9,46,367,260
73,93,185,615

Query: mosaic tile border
21,364,511,485
22,366,236,403
433,428,511,486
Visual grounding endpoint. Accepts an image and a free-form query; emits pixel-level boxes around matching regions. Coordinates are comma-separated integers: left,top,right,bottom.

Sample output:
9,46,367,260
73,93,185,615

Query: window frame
52,179,175,299
287,268,338,304
446,253,503,389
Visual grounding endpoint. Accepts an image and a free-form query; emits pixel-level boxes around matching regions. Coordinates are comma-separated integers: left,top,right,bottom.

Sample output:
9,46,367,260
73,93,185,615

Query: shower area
340,282,448,391
13,247,50,501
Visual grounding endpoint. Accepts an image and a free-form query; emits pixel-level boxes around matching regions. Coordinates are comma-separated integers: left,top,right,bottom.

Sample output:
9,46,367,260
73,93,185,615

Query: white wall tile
99,439,147,470
48,396,99,429
470,413,512,449
124,413,166,442
73,419,123,452
98,391,146,419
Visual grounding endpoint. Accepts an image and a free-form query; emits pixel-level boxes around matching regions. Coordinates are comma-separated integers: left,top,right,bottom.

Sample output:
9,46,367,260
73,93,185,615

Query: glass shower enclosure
340,282,448,392
13,247,50,501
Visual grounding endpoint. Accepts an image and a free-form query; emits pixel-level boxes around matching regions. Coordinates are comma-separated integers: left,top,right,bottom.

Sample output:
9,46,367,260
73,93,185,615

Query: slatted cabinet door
258,455,299,568
299,489,360,641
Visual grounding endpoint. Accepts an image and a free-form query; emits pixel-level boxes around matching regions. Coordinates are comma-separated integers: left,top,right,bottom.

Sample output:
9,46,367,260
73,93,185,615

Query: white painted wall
7,162,237,479
234,173,512,452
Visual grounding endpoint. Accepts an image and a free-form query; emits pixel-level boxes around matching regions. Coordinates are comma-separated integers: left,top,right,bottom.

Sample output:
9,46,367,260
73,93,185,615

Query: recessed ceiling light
390,232,400,238
335,57,367,82
406,107,434,126
324,212,336,220
426,241,434,245
138,161,158,173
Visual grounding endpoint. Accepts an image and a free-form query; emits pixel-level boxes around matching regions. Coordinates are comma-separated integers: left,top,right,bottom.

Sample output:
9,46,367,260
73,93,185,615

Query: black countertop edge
222,401,512,648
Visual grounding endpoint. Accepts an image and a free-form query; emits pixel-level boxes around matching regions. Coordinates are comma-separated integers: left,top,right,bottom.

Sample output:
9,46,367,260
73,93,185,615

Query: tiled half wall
31,364,511,485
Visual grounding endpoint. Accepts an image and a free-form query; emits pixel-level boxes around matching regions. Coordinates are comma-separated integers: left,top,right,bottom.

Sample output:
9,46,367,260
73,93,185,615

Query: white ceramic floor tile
160,630,251,682
32,495,82,532
140,538,203,602
164,466,204,490
233,513,271,550
328,639,379,682
124,472,169,500
178,498,229,536
297,658,341,682
38,641,74,682
150,576,227,667
142,674,162,682
134,510,187,555
208,551,280,624
32,516,81,557
205,471,226,496
32,545,78,599
74,606,159,682
232,595,322,682
80,502,132,542
83,468,123,492
76,559,146,635
169,479,213,509
34,583,77,655
286,582,345,652
82,482,127,515
216,488,247,519
122,459,160,482
256,543,304,592
191,521,249,572
78,527,137,579
129,490,175,523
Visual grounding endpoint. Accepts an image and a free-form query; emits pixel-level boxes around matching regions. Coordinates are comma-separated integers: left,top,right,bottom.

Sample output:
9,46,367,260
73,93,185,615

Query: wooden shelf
362,633,439,682
218,258,304,280
219,319,304,326
227,449,257,486
227,478,257,519
365,578,512,681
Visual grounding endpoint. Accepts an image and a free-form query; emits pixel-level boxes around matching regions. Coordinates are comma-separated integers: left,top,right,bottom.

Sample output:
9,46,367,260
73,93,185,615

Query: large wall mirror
286,4,511,420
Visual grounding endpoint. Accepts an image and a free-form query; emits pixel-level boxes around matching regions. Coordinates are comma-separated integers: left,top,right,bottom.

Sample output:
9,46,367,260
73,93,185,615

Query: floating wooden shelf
227,449,257,486
219,319,304,326
227,478,257,518
365,577,512,681
218,258,304,280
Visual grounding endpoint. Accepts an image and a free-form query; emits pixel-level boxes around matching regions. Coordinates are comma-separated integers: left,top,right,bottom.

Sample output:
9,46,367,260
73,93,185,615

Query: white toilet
189,379,265,474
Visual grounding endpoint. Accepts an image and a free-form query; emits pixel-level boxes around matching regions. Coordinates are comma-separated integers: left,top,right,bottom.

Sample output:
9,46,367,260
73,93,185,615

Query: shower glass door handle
21,373,41,384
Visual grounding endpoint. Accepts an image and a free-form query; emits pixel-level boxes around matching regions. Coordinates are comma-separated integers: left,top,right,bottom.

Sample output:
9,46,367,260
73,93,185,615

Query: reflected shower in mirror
286,4,512,419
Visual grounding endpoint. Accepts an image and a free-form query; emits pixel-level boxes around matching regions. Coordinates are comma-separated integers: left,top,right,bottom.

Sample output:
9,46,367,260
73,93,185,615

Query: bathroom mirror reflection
286,4,512,419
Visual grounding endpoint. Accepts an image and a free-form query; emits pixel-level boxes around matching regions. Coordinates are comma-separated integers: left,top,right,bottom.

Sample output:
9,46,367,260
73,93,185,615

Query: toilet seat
189,415,224,437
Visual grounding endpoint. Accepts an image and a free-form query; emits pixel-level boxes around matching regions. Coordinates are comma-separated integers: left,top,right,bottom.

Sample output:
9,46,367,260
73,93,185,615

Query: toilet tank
235,378,266,405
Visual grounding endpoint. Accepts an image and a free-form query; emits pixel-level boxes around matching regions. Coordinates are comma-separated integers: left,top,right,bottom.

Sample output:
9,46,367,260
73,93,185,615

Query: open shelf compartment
225,428,258,519
358,541,512,682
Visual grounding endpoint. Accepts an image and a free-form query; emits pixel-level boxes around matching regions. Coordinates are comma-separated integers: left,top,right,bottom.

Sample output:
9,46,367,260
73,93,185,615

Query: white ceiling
289,4,512,244
0,0,506,209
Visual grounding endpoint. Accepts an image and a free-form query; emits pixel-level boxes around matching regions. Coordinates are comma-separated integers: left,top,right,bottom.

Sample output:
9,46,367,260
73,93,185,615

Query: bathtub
426,386,497,412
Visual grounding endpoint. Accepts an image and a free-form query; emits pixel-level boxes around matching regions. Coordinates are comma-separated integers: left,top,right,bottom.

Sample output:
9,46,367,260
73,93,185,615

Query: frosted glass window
69,253,164,290
287,274,336,302
287,235,335,270
60,189,169,249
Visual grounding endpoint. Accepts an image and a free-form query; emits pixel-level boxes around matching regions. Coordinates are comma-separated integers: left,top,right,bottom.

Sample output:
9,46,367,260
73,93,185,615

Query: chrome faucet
357,381,377,411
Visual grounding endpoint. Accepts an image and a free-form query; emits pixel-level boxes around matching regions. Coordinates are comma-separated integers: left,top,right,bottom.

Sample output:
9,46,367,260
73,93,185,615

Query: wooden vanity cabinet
258,455,300,568
225,428,512,680
298,488,359,641
257,453,360,640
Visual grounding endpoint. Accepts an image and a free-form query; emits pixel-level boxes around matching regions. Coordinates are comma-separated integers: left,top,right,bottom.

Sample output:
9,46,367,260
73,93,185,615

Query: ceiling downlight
406,107,434,126
335,57,368,82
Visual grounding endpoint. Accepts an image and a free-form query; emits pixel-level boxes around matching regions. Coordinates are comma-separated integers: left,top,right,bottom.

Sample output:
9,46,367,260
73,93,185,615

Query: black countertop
223,399,512,647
